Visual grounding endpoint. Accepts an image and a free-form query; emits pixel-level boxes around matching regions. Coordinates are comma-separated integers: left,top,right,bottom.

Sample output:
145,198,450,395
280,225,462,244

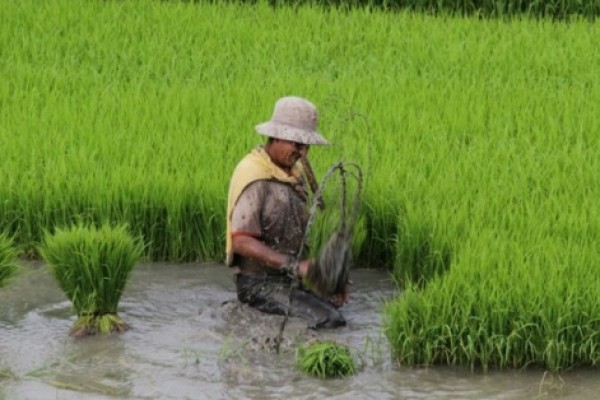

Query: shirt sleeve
230,181,265,238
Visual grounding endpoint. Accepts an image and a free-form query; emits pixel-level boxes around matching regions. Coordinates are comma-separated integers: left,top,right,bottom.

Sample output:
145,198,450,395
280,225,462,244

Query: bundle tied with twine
39,223,144,337
301,158,363,297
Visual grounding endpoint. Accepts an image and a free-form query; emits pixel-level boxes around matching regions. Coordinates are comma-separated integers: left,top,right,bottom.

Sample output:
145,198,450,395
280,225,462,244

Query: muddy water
0,262,598,400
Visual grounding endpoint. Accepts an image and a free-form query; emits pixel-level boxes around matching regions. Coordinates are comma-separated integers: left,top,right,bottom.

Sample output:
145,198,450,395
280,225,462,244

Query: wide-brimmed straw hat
255,96,328,145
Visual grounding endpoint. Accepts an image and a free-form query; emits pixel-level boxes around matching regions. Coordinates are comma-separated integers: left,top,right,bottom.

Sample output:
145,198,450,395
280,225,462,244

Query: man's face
271,139,309,169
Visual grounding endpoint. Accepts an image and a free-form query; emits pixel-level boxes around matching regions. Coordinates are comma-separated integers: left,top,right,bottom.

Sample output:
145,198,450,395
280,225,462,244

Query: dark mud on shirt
229,179,345,328
230,179,308,275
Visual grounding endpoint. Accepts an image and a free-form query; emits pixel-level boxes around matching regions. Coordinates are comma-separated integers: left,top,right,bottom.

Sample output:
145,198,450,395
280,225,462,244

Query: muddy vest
230,179,309,275
226,145,307,267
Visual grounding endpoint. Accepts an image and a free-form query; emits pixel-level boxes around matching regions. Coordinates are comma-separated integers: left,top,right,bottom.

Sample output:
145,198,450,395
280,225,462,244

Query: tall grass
39,223,144,336
1,0,599,369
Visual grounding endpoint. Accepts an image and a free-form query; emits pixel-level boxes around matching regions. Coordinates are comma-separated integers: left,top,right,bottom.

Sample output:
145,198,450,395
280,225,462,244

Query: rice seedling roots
69,313,130,337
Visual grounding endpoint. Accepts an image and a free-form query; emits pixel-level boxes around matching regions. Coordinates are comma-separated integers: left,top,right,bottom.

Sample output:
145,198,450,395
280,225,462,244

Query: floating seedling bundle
39,224,144,337
0,233,19,289
296,340,356,378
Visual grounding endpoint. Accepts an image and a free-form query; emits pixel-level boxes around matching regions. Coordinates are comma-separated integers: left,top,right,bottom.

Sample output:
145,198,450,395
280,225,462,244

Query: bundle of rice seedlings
307,230,352,297
296,340,356,378
39,223,144,337
304,162,362,298
0,233,19,289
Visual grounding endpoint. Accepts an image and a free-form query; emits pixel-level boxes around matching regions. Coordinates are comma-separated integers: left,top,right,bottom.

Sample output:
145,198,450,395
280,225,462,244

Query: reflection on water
1,261,599,400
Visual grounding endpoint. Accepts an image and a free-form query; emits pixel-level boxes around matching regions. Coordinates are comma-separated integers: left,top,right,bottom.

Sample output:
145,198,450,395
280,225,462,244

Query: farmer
226,96,348,329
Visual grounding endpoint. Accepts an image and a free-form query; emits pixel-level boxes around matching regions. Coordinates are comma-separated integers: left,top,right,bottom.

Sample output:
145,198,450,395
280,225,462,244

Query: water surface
0,262,597,399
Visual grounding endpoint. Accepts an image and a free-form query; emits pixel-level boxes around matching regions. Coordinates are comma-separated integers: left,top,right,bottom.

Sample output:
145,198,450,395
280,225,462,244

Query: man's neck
264,143,292,175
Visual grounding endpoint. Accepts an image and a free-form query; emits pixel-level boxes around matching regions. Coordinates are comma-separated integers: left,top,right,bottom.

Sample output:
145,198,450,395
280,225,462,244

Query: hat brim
256,122,328,145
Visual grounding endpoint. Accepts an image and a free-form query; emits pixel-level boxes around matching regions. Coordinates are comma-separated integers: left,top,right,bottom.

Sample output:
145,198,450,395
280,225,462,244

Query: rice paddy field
1,0,599,374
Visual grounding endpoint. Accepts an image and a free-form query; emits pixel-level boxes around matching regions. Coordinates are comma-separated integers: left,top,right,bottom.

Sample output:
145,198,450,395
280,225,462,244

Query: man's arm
232,234,311,278
233,234,347,304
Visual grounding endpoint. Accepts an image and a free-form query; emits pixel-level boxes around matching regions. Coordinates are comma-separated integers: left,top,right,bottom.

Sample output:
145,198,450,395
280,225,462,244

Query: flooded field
0,262,598,400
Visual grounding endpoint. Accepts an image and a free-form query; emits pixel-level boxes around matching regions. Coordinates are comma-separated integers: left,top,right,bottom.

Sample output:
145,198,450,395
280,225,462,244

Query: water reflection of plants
0,367,16,380
39,223,143,336
25,341,133,396
360,330,388,369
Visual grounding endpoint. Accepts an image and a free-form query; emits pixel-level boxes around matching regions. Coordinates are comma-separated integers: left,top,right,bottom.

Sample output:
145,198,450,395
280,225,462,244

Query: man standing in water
226,96,347,329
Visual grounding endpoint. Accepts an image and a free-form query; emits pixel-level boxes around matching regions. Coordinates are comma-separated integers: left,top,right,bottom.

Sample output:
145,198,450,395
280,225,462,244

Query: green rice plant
39,223,144,336
296,340,356,378
0,233,19,288
385,227,600,372
1,0,597,269
394,204,453,287
2,0,600,370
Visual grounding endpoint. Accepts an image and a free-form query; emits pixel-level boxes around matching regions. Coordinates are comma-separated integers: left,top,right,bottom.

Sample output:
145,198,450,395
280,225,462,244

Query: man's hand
297,259,349,307
297,259,313,279
329,284,350,307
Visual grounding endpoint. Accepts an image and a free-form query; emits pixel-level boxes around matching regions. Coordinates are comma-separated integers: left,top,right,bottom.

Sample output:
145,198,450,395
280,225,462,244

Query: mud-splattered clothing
226,145,303,266
230,178,345,328
230,179,307,275
235,273,345,329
